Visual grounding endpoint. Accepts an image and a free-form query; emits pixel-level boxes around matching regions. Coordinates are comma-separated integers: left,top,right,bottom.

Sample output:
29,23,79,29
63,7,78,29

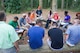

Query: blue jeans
45,20,51,29
0,47,16,53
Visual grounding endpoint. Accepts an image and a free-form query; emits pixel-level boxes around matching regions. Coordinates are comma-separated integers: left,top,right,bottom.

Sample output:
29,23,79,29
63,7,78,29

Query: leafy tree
4,0,21,13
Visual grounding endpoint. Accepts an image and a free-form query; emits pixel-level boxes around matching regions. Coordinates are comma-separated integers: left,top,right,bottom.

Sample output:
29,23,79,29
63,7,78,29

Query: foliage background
0,0,80,13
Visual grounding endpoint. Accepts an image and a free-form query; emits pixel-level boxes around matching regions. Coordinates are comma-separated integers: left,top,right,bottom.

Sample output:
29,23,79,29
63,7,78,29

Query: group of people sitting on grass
0,7,80,53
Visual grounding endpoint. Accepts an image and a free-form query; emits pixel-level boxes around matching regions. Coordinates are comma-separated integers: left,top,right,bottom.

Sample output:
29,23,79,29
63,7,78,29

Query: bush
4,0,21,14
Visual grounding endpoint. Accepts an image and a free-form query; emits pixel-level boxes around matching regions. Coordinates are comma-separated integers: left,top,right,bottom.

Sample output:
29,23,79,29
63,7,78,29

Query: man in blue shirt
65,18,80,47
28,19,45,49
19,14,26,26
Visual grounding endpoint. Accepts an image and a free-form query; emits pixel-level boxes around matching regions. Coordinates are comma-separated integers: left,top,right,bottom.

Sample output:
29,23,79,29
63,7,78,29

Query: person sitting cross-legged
51,12,60,23
9,16,19,29
45,10,52,29
47,22,63,50
9,16,24,33
27,19,45,49
19,14,27,27
36,6,42,18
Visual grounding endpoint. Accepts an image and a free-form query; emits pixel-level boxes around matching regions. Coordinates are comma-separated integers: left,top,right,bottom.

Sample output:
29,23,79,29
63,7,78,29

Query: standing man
65,18,80,47
28,19,45,49
47,22,63,50
0,12,19,53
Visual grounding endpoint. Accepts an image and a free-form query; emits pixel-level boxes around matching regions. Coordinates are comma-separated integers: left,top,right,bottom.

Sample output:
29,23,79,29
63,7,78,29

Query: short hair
14,16,18,20
64,11,68,14
52,22,58,27
36,19,42,24
28,12,31,16
0,11,5,21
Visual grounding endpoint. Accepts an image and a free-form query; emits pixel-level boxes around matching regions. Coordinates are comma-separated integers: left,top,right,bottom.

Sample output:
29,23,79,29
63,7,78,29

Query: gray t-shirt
66,25,80,45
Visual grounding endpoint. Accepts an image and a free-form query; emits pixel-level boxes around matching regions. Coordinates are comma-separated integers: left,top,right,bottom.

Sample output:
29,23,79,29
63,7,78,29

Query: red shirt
52,13,59,20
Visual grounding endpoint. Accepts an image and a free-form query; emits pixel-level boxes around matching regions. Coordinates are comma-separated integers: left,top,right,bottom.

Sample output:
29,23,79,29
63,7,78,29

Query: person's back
0,22,18,49
65,18,80,46
28,26,44,49
28,19,44,49
48,28,63,49
66,25,80,45
0,12,19,53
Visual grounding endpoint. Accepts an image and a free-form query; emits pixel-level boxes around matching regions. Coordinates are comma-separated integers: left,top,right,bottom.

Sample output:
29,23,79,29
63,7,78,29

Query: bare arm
64,34,69,42
14,40,19,52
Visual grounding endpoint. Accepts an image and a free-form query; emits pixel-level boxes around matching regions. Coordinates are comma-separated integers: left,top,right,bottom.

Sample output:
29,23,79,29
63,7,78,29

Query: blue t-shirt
19,18,26,26
28,26,44,49
66,25,80,45
64,15,71,22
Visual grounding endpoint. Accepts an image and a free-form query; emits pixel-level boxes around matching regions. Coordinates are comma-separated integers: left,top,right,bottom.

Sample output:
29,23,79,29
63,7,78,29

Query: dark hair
36,19,42,24
52,22,58,27
14,16,18,20
0,11,5,21
64,11,68,15
49,10,52,16
28,12,31,17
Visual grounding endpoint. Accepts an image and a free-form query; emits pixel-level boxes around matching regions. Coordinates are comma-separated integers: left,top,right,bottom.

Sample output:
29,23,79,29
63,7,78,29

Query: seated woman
45,10,52,29
29,10,36,26
51,12,60,23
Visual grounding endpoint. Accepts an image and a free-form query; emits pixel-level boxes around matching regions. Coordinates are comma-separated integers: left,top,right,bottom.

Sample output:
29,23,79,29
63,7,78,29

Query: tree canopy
0,0,80,13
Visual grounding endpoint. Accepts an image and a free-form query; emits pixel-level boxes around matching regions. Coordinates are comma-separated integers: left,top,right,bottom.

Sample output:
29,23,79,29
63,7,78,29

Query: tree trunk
1,0,5,11
52,0,57,12
61,0,64,10
66,0,68,9
31,0,33,8
39,0,42,8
